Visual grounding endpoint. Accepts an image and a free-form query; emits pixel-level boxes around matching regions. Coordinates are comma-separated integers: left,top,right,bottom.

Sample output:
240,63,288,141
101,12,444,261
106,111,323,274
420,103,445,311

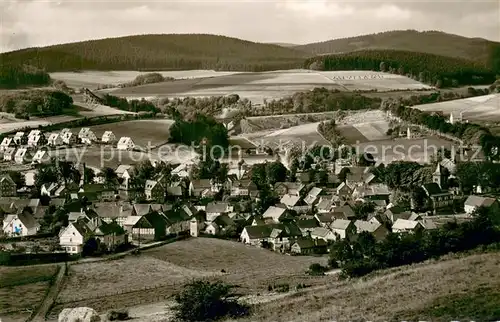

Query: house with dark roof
290,238,328,255
240,222,302,251
464,196,499,214
189,179,220,197
315,211,348,229
145,180,165,201
310,227,337,242
274,182,306,197
384,206,412,223
332,205,355,219
392,219,424,233
206,202,232,222
421,182,454,212
295,218,319,236
2,212,40,236
330,219,356,240
59,221,93,254
316,197,335,213
94,222,128,251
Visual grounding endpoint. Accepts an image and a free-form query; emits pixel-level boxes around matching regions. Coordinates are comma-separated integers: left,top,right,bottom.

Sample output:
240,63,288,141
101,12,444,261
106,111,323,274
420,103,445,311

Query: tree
338,167,351,183
174,280,249,322
358,153,376,167
265,161,287,185
84,167,95,184
100,167,118,186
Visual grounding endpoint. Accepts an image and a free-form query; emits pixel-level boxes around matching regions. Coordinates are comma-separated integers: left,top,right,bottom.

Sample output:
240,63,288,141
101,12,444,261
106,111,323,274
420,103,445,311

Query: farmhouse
384,206,412,223
290,238,327,255
464,196,499,214
240,223,301,251
93,202,133,226
59,221,91,254
0,137,12,151
145,180,165,201
2,212,40,236
330,219,356,240
189,179,220,197
117,137,135,150
94,222,128,251
228,179,258,197
101,131,117,144
41,183,60,197
47,133,64,146
131,211,190,242
316,197,335,213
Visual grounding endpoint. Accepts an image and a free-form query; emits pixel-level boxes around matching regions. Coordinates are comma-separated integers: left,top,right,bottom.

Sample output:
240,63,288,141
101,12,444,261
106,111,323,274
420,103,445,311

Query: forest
168,114,229,149
0,90,73,118
0,64,52,89
305,50,497,87
0,34,307,72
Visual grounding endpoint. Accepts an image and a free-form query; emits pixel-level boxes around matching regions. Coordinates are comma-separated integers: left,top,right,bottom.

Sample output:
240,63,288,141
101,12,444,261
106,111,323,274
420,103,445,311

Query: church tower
433,164,447,189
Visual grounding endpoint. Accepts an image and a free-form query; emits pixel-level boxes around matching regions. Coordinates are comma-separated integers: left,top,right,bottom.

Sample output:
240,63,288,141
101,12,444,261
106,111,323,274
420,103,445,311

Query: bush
307,263,328,276
106,309,129,321
174,280,250,321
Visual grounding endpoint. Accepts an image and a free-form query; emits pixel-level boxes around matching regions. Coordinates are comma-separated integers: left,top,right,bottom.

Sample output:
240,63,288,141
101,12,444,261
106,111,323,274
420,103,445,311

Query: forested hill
305,49,497,87
0,34,308,72
294,30,500,66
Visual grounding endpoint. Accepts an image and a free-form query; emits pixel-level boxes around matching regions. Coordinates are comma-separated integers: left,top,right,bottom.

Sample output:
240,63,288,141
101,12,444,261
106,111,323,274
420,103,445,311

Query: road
28,264,67,322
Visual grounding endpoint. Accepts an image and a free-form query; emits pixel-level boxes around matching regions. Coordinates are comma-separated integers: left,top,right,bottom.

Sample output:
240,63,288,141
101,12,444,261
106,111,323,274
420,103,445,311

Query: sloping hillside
295,30,500,66
0,34,308,72
232,251,500,322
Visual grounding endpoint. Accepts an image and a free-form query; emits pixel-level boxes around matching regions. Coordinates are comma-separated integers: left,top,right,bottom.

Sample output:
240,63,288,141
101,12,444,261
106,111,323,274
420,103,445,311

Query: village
0,118,497,260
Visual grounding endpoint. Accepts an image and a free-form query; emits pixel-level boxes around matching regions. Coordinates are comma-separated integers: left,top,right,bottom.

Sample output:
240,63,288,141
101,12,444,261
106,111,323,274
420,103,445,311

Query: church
421,164,455,213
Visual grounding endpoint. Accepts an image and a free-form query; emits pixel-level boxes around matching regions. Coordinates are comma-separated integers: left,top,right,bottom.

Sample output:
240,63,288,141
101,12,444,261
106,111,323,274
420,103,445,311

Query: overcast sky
1,0,499,53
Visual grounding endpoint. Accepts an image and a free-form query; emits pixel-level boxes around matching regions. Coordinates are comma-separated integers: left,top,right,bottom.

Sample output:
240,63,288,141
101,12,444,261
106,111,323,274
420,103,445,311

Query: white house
392,219,424,233
47,133,64,146
28,130,41,140
117,137,135,150
28,134,44,147
3,147,16,161
0,137,12,151
310,227,337,242
59,222,90,254
41,182,60,196
24,170,36,186
116,164,134,190
101,131,117,144
464,195,498,214
32,150,49,164
2,213,40,237
14,148,28,164
13,132,25,145
78,128,97,141
61,131,76,145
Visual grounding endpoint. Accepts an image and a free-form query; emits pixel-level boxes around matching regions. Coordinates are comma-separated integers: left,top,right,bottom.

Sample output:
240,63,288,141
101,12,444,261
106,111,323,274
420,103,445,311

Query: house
117,137,135,150
315,212,347,228
47,133,64,147
41,182,60,197
93,202,133,226
144,180,165,201
464,196,499,214
295,218,319,236
2,212,40,236
316,197,335,213
330,219,356,240
131,204,152,217
14,148,30,164
24,170,36,187
78,184,116,201
61,131,77,145
310,227,337,242
101,131,117,144
421,182,454,211
189,179,220,197
290,238,327,255
116,165,134,190
0,137,12,151
94,222,128,251
13,132,26,145
131,211,189,242
392,219,424,233
3,147,16,161
354,220,389,241
123,216,142,235
229,179,258,197
384,206,412,223
449,111,463,124
274,182,305,197
205,202,232,222
78,128,97,142
59,221,92,254
280,194,301,209
0,175,17,197
332,205,355,219
205,222,220,235
28,133,46,147
240,223,301,251
262,206,292,223
304,187,322,205
32,150,49,164
345,167,374,186
336,182,353,198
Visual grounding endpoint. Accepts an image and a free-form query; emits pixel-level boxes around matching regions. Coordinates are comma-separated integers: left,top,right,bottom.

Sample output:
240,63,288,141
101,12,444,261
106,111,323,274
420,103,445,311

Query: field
50,70,243,90
0,265,59,321
52,238,329,315
415,93,500,122
234,251,500,322
104,70,432,104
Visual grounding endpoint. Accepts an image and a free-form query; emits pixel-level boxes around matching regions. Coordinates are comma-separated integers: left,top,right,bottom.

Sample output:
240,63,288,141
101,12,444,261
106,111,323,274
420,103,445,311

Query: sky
1,0,499,53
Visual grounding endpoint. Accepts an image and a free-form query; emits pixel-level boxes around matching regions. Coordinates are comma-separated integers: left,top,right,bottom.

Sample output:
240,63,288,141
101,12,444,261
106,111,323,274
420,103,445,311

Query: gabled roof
133,204,151,217
330,219,352,230
17,212,39,230
71,221,92,236
293,238,327,249
307,187,322,197
316,198,334,211
262,206,287,222
332,205,355,219
296,218,319,229
354,220,382,233
311,227,334,238
206,202,230,214
393,219,421,230
422,183,442,196
243,222,301,239
123,216,141,226
116,164,133,175
280,194,301,207
464,195,497,208
190,179,212,189
96,222,125,236
0,175,15,185
316,212,347,223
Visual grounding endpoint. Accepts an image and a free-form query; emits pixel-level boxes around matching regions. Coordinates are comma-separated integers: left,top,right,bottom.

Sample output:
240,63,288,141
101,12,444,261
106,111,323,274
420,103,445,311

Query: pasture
104,69,432,104
52,238,329,315
415,93,500,122
50,70,242,89
0,265,59,321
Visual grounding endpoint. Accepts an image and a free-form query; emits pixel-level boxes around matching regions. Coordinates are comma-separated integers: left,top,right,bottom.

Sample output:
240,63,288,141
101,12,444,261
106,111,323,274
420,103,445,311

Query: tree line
0,64,52,89
305,50,497,87
168,113,229,150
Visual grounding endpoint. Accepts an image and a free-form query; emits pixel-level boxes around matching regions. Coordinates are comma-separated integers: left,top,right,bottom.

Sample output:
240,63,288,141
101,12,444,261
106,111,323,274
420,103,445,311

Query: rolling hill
0,34,309,72
294,30,500,66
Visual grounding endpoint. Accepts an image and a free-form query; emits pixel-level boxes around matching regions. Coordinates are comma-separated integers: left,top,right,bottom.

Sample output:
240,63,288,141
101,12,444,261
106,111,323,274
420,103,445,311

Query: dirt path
29,264,67,322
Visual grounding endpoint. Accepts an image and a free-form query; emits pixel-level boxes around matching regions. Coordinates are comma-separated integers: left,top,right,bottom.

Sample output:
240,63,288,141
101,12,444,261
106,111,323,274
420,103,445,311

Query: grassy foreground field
0,265,59,322
232,251,500,322
51,238,329,315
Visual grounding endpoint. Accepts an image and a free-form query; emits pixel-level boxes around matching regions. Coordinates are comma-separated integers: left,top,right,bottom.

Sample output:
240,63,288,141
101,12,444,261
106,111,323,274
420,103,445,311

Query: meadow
0,265,59,322
415,93,500,122
101,70,432,104
51,238,329,315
